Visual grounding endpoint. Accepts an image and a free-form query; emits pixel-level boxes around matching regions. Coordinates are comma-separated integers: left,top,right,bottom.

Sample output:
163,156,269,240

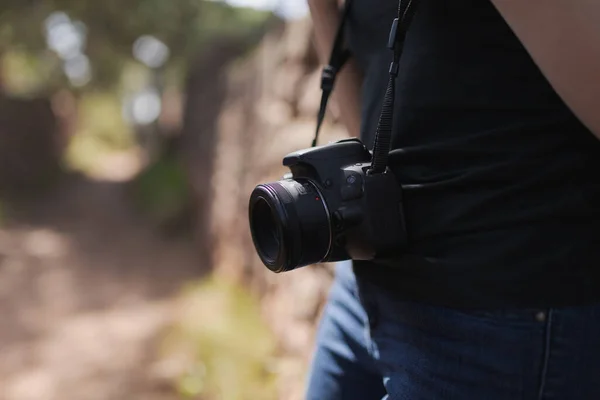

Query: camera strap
311,0,420,174
369,0,419,174
312,0,354,147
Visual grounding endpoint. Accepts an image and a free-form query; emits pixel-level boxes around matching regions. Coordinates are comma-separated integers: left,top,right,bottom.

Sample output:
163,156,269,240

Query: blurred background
0,0,350,399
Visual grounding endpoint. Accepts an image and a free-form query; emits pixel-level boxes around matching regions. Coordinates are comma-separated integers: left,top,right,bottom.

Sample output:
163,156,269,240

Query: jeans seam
537,309,554,400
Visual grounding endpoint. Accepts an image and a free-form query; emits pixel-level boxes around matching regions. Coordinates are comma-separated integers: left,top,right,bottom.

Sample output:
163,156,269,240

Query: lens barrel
248,179,331,272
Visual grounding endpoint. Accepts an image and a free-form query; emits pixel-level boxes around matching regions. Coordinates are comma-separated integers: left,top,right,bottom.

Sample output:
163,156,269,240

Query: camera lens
248,179,331,272
250,198,281,263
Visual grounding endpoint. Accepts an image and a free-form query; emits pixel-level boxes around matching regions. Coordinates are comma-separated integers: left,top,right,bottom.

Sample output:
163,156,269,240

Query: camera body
248,138,407,273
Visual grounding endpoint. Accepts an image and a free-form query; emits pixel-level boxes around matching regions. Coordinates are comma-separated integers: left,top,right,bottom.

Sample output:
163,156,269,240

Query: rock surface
197,18,349,399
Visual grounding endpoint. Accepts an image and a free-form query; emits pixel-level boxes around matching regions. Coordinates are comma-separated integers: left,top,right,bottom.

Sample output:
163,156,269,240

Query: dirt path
0,174,205,400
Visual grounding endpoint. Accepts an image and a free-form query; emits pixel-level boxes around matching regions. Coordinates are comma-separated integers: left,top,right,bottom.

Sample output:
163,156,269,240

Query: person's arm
307,0,363,138
490,0,600,140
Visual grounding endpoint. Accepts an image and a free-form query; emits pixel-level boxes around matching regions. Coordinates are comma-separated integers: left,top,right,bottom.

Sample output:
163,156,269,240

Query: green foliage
0,1,51,53
0,0,274,92
64,91,135,173
1,50,60,97
130,155,190,228
161,277,278,400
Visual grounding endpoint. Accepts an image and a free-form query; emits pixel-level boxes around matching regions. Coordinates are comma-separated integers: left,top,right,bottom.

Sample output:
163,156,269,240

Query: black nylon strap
369,0,419,174
312,0,354,147
312,0,419,153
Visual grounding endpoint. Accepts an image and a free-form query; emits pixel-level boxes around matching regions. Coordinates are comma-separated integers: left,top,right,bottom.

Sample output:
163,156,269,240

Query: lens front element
248,179,331,272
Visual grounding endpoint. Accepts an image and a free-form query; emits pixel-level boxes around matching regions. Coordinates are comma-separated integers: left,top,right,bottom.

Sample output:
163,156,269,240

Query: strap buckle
387,17,407,50
321,65,337,91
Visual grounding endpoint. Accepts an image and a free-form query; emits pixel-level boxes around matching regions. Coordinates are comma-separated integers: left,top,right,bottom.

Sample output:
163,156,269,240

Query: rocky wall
199,18,350,400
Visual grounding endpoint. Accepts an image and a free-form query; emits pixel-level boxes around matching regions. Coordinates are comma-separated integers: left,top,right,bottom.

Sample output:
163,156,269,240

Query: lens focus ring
248,179,331,272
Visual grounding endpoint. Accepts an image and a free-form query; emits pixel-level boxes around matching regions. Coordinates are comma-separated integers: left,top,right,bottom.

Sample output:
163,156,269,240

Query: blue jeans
306,261,600,400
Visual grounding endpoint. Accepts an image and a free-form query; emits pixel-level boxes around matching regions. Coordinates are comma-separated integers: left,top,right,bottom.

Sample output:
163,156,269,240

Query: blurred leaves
1,50,59,96
131,155,190,229
0,0,273,91
64,92,135,172
161,277,278,400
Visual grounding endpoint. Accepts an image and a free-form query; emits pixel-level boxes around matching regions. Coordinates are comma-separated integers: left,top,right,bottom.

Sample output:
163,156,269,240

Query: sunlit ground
0,1,309,398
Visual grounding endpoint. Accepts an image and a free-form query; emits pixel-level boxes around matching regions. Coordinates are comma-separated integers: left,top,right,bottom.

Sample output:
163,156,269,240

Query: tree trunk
180,37,261,266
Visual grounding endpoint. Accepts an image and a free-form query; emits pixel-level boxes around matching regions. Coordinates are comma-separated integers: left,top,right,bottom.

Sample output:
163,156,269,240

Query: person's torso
347,0,600,308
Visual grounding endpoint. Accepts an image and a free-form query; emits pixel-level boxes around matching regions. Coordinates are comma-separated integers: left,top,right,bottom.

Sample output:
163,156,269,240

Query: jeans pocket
362,298,549,400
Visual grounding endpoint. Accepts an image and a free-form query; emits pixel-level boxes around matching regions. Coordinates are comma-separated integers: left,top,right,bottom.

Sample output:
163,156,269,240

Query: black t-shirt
347,0,600,308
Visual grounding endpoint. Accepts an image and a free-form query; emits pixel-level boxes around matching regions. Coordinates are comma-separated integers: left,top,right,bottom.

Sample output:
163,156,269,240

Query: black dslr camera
248,0,416,273
248,138,407,273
